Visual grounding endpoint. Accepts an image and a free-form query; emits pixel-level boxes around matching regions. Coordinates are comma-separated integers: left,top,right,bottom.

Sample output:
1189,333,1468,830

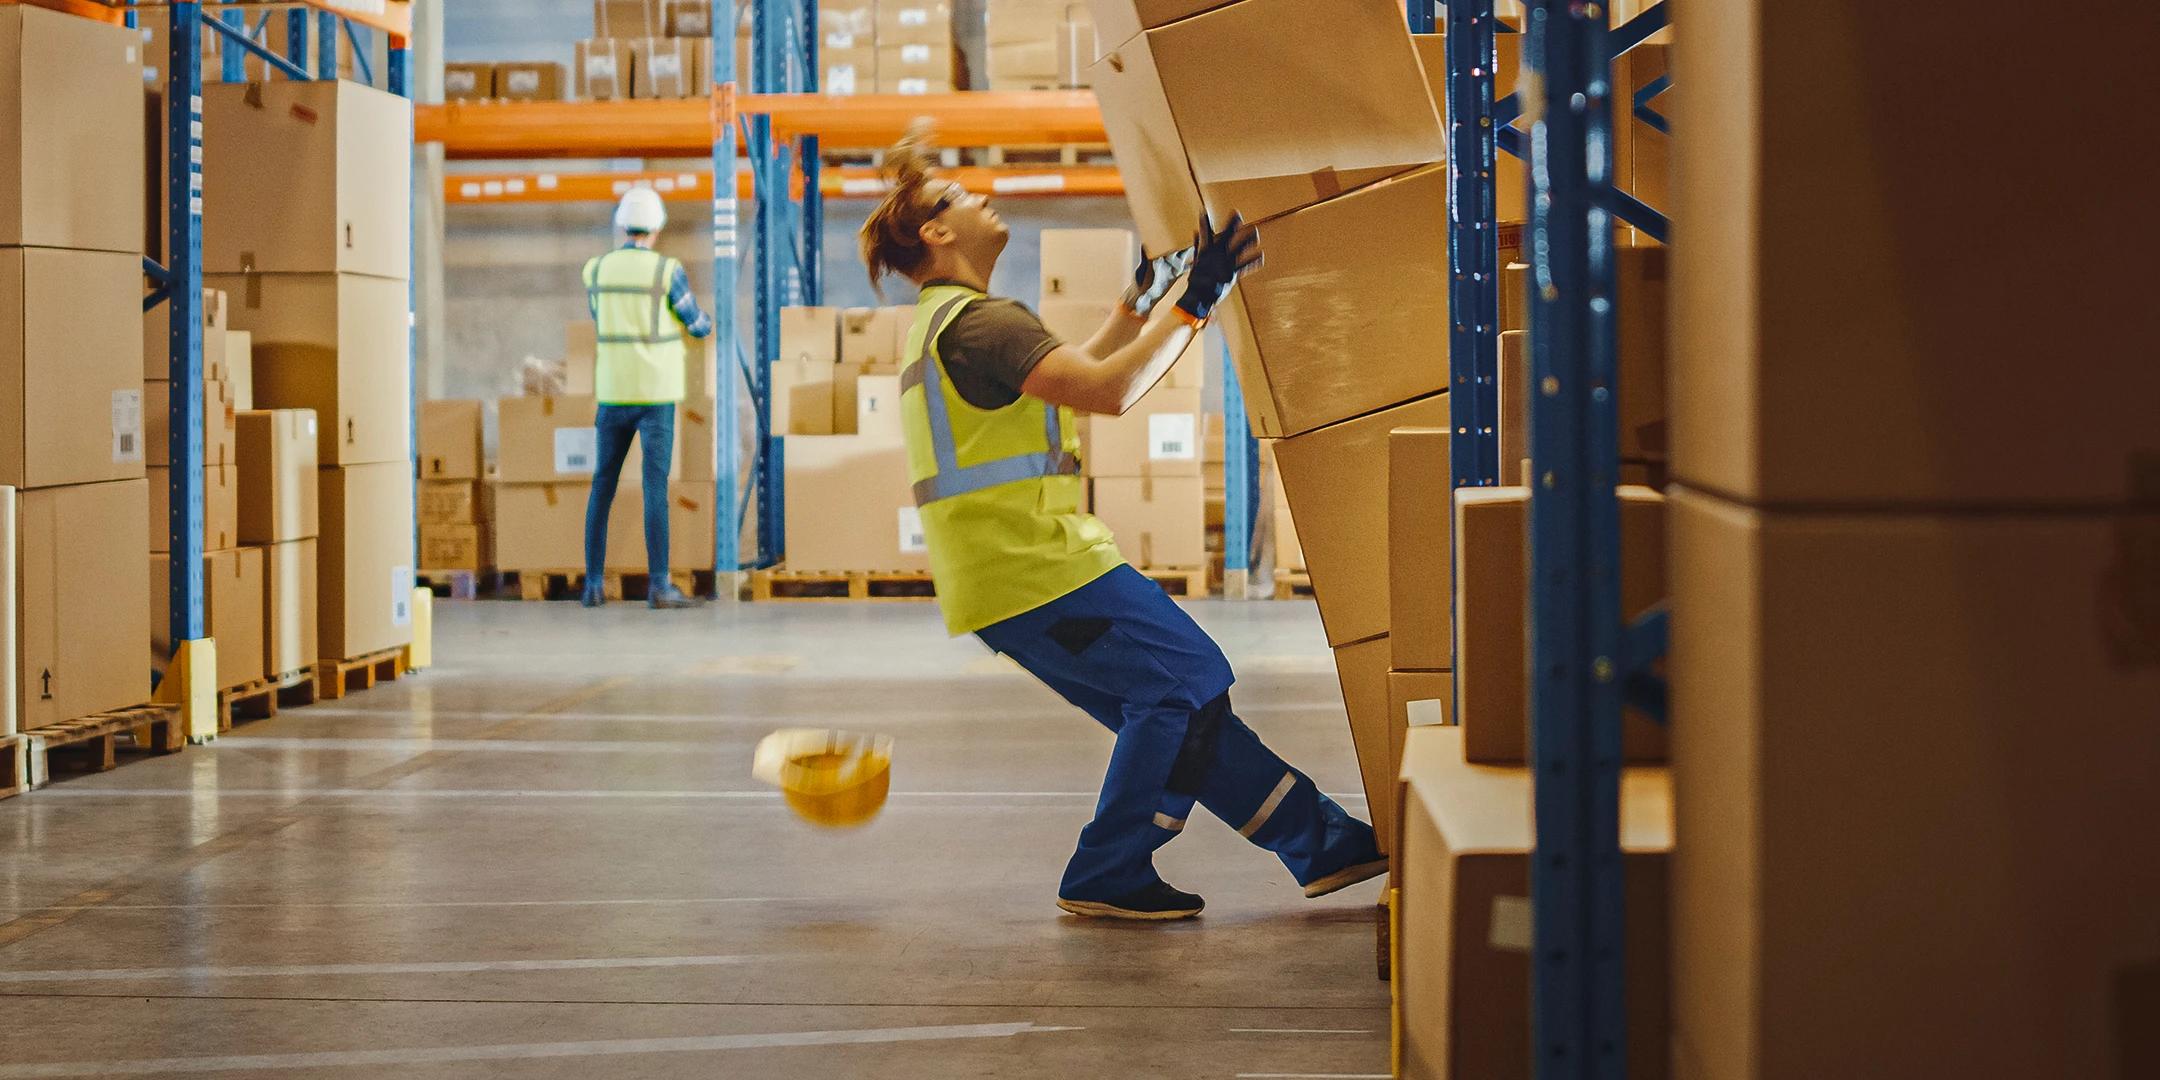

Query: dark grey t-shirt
931,290,1063,411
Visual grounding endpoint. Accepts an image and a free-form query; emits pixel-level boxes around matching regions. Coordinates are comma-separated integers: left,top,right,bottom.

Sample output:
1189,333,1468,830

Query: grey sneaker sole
1303,858,1389,898
1056,897,1202,920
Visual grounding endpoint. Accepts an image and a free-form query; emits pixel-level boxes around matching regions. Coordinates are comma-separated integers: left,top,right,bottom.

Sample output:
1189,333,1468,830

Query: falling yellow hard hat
752,728,894,828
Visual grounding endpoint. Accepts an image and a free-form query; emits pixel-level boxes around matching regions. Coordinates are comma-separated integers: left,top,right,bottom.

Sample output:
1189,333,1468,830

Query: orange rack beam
415,91,1106,159
445,164,1125,204
108,1,414,42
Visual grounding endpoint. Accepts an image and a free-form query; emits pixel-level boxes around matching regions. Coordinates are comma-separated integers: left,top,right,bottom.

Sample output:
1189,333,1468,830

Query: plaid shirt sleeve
668,264,714,339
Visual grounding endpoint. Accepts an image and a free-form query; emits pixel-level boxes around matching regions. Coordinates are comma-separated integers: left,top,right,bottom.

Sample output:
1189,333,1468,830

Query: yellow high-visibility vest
901,284,1124,635
582,245,687,404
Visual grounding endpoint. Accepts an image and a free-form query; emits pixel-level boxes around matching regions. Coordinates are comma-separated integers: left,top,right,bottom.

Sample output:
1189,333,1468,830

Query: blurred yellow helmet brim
752,728,895,828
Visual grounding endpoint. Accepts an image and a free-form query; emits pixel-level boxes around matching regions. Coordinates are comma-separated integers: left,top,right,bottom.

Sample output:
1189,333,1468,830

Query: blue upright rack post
1218,329,1257,598
166,4,208,689
1444,0,1500,497
747,0,807,568
712,8,745,590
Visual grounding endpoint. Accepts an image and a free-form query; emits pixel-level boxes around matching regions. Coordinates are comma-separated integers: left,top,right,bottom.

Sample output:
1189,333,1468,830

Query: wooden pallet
217,667,320,732
1138,566,1211,598
1273,570,1315,600
315,648,408,701
983,143,1112,166
2,704,184,795
750,569,937,602
504,568,700,602
419,568,489,600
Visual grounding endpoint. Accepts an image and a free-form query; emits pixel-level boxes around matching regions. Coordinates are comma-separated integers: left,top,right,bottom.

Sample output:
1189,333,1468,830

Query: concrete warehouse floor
0,599,1390,1079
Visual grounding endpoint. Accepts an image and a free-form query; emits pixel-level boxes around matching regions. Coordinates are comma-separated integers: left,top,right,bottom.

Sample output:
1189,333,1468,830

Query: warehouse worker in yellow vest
580,187,713,609
862,131,1385,920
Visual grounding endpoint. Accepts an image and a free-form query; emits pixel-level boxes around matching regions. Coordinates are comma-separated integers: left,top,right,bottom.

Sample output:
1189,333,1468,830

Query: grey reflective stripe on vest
588,250,683,345
908,296,1081,507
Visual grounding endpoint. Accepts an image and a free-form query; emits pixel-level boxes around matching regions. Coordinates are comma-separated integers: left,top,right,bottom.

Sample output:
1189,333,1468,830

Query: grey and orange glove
1173,211,1261,325
1119,246,1194,318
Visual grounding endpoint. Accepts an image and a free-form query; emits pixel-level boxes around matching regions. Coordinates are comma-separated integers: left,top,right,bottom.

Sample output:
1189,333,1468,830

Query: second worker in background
580,187,713,609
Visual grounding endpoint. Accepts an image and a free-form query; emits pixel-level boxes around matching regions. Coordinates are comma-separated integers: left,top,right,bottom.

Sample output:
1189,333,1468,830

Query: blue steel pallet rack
133,0,412,732
1428,0,1672,1075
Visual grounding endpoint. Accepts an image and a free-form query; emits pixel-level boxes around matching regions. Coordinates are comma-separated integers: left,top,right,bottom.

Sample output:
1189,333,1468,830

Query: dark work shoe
579,582,606,608
1057,881,1204,920
1303,857,1389,899
648,582,696,609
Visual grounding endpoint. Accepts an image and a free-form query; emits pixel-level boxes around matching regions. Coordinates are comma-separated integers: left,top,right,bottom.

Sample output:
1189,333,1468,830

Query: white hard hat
615,187,667,233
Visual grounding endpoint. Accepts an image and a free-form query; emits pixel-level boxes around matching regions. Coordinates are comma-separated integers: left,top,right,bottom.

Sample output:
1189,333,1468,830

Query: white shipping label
897,78,929,95
650,54,683,79
1488,895,1533,953
446,69,477,93
390,566,414,627
586,54,618,79
1147,413,1198,461
1405,697,1448,727
898,507,927,554
827,64,859,95
506,70,540,94
900,43,931,64
555,427,599,474
110,389,144,463
898,7,929,25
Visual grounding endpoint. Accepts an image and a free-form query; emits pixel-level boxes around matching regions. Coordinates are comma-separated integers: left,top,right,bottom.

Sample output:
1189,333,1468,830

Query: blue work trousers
583,403,674,583
976,565,1378,902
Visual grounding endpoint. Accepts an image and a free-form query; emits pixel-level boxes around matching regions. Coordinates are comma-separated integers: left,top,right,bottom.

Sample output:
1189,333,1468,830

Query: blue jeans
583,403,673,583
976,565,1379,901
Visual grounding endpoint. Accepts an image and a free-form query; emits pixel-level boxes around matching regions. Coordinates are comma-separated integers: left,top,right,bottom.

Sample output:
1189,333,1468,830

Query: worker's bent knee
1164,693,1229,797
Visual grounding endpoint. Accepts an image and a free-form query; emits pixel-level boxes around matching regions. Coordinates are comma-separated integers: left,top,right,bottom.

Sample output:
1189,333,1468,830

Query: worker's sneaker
648,582,696,609
1302,857,1389,899
1056,881,1204,920
579,582,606,608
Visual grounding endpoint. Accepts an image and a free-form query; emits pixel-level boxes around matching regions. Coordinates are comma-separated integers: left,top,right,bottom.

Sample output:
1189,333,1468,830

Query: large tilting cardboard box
0,6,145,254
782,434,930,573
1388,427,1452,672
1453,486,1668,764
420,399,484,480
152,546,264,691
1672,3,2160,507
236,409,319,545
1,247,146,489
200,80,410,280
1214,167,1458,438
1271,393,1449,648
263,537,317,681
148,464,239,554
1082,386,1201,479
1396,725,1670,1080
317,462,415,660
1088,0,1442,252
19,479,149,729
1093,475,1204,569
1332,633,1394,852
1669,487,2160,1080
207,271,410,467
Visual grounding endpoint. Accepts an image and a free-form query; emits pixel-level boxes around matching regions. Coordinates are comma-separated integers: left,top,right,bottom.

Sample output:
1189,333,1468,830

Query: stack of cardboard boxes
986,0,1095,90
4,7,152,731
578,0,717,101
203,78,415,665
819,0,954,95
779,306,927,573
1665,5,2160,1075
444,61,567,103
418,400,489,573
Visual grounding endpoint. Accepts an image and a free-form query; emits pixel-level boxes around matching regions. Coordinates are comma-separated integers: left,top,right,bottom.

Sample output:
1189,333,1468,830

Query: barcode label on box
900,43,932,64
898,507,927,554
898,7,929,25
827,64,860,94
506,70,539,94
585,55,618,78
650,54,682,79
391,566,414,627
111,389,144,463
897,78,930,94
555,427,598,474
1148,413,1197,461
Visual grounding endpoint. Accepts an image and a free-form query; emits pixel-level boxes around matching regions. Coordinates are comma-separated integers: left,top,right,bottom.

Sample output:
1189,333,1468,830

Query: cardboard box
1040,228,1137,306
782,434,930,573
420,399,484,480
262,537,317,680
236,409,320,545
207,270,410,467
575,38,632,100
839,306,907,367
1614,243,1668,462
317,462,415,660
495,61,565,102
832,363,897,435
201,80,411,281
770,353,837,437
141,286,229,381
1214,166,1457,439
1084,0,1220,49
18,479,149,728
498,394,676,484
1,247,146,489
989,41,1061,91
1272,393,1449,647
1497,330,1529,486
1332,633,1394,851
676,397,718,483
822,45,877,94
1396,725,1670,1080
1082,386,1201,478
145,379,237,470
1388,426,1452,672
880,71,953,95
444,62,495,100
492,480,713,571
1454,486,1668,765
876,42,952,83
854,374,902,439
0,6,145,254
1092,474,1204,569
227,330,254,410
419,480,486,526
631,37,695,98
876,0,951,45
1086,32,1202,256
148,464,239,554
153,547,264,691
1097,0,1443,239
1670,487,2160,1080
666,0,714,37
1410,31,1526,225
1387,669,1452,804
1037,299,1116,348
420,523,490,571
820,3,876,49
594,0,661,38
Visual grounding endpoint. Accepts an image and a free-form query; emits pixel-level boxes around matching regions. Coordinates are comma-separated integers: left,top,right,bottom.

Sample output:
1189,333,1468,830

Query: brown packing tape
1309,167,1341,201
543,484,559,507
542,397,556,416
242,81,264,108
243,269,261,309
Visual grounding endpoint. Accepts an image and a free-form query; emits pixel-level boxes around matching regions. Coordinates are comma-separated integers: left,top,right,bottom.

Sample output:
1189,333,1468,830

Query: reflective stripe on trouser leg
1056,701,1201,901
1193,712,1378,889
1151,811,1186,832
1238,771,1298,838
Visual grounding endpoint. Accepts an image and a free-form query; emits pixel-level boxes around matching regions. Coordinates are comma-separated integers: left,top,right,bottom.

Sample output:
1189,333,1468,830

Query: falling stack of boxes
202,78,415,667
575,0,719,102
778,306,927,574
819,0,954,96
4,7,153,732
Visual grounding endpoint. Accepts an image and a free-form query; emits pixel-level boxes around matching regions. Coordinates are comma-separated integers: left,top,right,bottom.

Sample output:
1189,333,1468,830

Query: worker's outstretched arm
1022,213,1260,416
667,264,715,339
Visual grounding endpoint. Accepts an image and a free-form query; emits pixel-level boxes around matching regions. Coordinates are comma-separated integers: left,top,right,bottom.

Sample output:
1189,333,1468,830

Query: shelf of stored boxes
441,163,1125,204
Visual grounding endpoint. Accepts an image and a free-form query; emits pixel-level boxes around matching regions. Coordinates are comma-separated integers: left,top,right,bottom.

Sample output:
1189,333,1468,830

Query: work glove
1119,246,1194,318
1173,211,1261,324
